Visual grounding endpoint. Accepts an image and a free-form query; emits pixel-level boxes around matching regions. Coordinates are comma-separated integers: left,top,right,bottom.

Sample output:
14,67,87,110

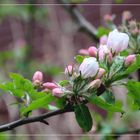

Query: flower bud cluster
32,71,64,97
32,29,136,101
79,29,135,67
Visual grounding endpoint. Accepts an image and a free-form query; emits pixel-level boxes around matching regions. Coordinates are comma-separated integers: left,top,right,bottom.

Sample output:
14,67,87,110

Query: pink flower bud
32,71,43,84
104,14,114,22
122,11,132,21
98,45,110,60
107,52,113,63
79,49,89,56
88,46,97,57
65,65,73,76
52,88,64,97
43,88,49,92
88,79,101,90
98,50,104,61
96,68,106,79
125,55,136,66
43,82,58,90
100,35,108,45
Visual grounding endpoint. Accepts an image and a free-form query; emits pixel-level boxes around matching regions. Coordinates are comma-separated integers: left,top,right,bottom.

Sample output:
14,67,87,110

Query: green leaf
0,82,24,98
125,55,140,74
126,80,140,107
101,90,115,105
74,55,85,64
0,73,47,100
59,80,69,86
87,95,124,113
21,94,55,115
74,104,93,132
96,27,110,38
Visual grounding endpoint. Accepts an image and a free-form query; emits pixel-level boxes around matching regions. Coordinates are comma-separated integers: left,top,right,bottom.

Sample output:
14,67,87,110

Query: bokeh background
0,0,140,140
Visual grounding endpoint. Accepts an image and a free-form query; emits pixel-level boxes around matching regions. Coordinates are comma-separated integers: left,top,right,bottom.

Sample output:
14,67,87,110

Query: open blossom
43,82,57,90
100,35,108,45
52,88,64,97
65,65,73,76
79,49,89,55
107,29,129,53
125,54,136,66
88,46,97,57
79,57,99,78
32,71,43,84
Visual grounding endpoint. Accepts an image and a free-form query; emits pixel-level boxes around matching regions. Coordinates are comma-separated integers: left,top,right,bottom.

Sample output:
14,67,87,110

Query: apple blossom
32,71,43,84
65,65,73,76
122,11,132,21
88,46,97,57
107,29,129,53
104,14,114,22
125,54,136,66
96,68,106,79
98,45,110,60
43,82,58,90
79,57,99,78
52,88,64,97
100,35,108,45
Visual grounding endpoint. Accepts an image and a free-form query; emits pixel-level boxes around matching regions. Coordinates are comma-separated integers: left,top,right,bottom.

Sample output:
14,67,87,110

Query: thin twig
57,0,99,42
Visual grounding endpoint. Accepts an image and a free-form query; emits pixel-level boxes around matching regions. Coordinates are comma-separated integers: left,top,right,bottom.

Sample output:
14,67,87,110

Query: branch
0,85,106,132
0,105,73,132
57,0,99,42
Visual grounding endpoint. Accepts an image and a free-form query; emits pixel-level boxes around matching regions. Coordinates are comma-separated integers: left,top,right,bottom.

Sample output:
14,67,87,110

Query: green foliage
74,104,93,132
59,80,69,86
21,94,55,116
107,55,140,84
126,80,140,107
96,27,110,38
0,73,46,99
101,90,115,105
0,133,9,140
75,55,85,64
87,94,124,113
0,73,57,116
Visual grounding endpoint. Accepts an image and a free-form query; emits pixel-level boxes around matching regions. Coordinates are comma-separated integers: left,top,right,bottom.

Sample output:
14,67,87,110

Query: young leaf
0,73,47,100
96,27,110,37
74,55,85,64
0,82,24,98
87,95,124,113
21,94,55,115
59,80,69,87
100,90,115,105
74,104,93,132
126,80,140,107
